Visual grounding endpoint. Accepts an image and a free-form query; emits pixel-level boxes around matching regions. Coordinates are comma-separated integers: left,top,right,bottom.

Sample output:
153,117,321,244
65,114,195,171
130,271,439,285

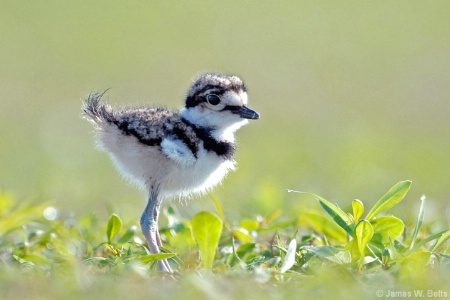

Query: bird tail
81,90,115,124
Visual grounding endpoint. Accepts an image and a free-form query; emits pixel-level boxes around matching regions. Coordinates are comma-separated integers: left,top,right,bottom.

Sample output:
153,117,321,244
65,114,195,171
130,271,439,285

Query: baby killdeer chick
82,73,259,272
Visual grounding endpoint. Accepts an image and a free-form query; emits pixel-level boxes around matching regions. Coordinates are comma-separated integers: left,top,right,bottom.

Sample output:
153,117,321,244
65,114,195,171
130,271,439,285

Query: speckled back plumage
83,92,235,160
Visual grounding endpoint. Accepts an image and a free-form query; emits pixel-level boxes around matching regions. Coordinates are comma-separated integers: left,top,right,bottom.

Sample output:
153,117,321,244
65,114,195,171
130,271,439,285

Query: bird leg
140,189,173,273
152,198,173,272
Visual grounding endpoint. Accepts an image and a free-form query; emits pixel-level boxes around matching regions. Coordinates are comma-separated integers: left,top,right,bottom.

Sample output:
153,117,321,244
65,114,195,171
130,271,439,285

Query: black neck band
181,118,236,159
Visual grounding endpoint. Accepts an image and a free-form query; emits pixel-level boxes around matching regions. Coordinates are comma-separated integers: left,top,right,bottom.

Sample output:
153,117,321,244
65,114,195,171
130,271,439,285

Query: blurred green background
1,1,449,224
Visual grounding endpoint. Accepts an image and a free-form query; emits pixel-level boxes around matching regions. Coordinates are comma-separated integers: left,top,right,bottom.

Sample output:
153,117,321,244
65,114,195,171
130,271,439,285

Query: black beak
238,106,260,120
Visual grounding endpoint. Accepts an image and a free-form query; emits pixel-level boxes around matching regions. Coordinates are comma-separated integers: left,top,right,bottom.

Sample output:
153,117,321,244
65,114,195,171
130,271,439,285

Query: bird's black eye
206,94,221,106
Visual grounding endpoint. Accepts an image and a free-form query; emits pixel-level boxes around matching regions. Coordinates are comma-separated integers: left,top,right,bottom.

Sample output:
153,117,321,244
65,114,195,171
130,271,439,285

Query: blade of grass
139,253,176,263
410,229,450,252
409,195,426,250
430,230,450,252
208,194,224,220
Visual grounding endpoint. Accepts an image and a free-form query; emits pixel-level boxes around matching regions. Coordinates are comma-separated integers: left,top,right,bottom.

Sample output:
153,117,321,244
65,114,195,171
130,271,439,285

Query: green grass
1,181,448,300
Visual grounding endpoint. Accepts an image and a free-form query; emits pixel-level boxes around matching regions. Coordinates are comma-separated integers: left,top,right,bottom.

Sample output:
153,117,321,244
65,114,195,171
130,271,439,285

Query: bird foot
157,259,173,273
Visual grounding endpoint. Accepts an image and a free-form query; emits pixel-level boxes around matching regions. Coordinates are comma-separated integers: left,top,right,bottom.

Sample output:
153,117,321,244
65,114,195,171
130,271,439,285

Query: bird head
181,73,259,133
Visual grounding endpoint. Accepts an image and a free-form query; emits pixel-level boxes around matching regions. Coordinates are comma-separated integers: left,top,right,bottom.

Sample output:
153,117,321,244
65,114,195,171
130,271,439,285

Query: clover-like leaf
106,214,122,243
192,211,223,270
355,220,374,270
371,216,405,245
352,199,364,223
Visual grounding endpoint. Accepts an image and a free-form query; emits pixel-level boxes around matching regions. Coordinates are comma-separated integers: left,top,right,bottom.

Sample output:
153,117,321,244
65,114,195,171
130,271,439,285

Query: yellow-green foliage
0,181,449,300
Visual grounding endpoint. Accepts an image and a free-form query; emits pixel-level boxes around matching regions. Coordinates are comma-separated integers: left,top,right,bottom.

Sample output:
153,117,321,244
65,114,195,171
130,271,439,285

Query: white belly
162,149,235,197
97,124,235,198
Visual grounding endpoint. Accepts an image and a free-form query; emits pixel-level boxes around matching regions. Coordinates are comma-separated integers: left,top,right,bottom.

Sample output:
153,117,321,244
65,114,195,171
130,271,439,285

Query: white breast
95,122,235,198
162,147,236,198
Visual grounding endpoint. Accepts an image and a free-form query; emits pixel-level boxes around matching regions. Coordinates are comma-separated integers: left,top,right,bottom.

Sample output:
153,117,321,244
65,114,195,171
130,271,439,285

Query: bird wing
112,107,198,166
160,136,196,166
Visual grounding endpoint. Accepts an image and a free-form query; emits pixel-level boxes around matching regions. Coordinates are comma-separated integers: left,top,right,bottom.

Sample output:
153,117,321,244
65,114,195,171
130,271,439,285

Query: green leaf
299,211,348,243
352,199,364,223
191,211,223,270
0,203,48,235
259,220,297,232
280,239,297,273
117,225,137,244
355,220,374,270
233,229,254,244
236,243,256,262
106,214,122,243
226,238,245,268
0,192,14,215
316,195,355,235
307,246,352,264
138,253,176,263
265,210,282,224
240,219,259,231
430,229,450,252
170,227,196,254
410,195,426,250
345,239,359,261
20,253,50,266
84,257,109,265
288,190,354,234
366,180,411,220
410,229,450,252
13,255,33,265
371,216,405,245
